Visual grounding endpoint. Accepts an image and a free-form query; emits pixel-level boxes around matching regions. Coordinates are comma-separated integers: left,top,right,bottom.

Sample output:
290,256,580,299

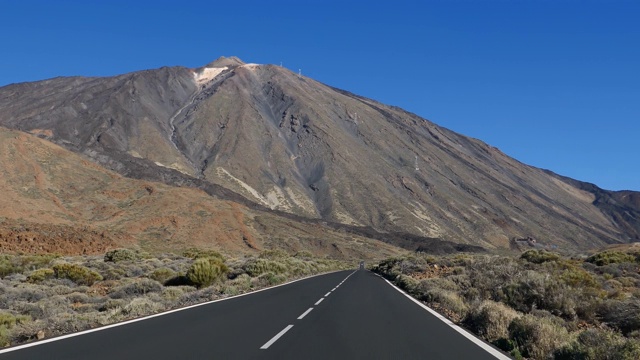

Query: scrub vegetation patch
0,249,350,347
373,248,640,360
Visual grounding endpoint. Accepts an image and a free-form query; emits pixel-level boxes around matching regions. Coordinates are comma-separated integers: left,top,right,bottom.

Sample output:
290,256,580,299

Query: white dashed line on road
260,325,294,349
315,298,324,305
297,308,314,320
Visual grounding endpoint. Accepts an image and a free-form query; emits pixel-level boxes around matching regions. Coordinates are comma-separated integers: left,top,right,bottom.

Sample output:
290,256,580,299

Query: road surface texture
0,269,508,359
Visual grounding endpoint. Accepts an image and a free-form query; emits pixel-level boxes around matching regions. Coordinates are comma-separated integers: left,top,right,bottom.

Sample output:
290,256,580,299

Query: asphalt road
0,269,508,359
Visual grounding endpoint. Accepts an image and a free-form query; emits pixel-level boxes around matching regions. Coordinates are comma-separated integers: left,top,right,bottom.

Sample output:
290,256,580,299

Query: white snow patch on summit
194,66,228,85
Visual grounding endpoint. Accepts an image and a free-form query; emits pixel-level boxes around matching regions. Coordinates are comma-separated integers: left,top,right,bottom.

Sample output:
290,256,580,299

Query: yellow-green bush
182,248,224,261
244,259,288,277
148,268,176,284
186,258,228,288
521,250,561,264
587,251,637,266
0,312,30,347
52,263,102,286
26,268,54,283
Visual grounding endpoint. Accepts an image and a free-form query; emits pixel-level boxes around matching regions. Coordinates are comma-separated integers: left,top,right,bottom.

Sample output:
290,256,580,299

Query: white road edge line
315,298,324,305
380,276,511,360
260,325,294,349
0,270,350,355
324,292,331,297
297,308,314,320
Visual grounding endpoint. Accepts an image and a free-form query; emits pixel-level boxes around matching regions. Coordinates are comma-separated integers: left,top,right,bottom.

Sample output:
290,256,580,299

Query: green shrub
258,250,289,260
464,300,520,342
26,268,55,283
587,251,637,266
560,265,598,288
182,248,224,261
186,258,228,288
52,263,103,286
521,250,561,264
0,312,31,347
508,314,570,359
256,272,285,286
104,249,140,263
244,259,288,277
149,268,176,284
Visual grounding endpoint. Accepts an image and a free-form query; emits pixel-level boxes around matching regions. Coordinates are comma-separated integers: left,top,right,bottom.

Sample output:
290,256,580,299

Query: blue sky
1,0,638,191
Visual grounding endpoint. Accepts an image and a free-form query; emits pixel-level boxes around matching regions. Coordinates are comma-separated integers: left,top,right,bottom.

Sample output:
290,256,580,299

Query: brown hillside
0,127,402,259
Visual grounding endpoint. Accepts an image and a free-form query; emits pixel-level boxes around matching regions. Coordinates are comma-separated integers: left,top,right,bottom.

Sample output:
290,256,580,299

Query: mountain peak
204,56,245,68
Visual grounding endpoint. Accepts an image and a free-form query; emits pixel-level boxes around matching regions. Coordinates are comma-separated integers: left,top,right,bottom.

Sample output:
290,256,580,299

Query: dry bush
120,298,164,318
109,279,163,299
464,300,520,342
598,299,640,335
421,288,469,320
555,328,640,360
104,249,141,263
509,314,571,359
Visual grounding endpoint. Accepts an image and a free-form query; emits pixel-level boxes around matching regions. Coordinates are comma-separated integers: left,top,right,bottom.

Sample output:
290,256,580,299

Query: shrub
109,279,163,299
52,263,103,286
560,265,598,288
182,248,224,261
104,249,140,263
0,312,31,347
26,268,55,283
598,299,640,335
120,298,164,318
502,270,576,318
148,268,176,284
555,329,640,360
587,251,637,266
464,300,520,342
244,259,288,277
508,314,570,359
421,289,469,320
521,250,561,264
186,258,228,288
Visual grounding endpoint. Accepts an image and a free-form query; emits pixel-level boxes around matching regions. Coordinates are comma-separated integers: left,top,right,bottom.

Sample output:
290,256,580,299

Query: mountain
1,56,638,251
0,126,403,258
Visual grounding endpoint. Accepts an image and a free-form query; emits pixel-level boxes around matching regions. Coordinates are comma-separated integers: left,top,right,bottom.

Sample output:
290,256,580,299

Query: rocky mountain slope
0,127,402,258
1,56,638,251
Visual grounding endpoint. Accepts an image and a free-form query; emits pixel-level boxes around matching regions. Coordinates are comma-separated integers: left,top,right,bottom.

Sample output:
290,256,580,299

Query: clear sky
1,0,638,191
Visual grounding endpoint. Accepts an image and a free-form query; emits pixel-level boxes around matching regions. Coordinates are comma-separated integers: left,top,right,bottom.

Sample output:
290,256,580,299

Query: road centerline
297,308,314,320
260,325,294,349
314,298,324,305
324,292,331,297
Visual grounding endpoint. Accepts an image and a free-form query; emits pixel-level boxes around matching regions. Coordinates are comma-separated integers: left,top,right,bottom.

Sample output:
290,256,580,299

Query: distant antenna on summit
298,69,302,77
280,61,283,67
